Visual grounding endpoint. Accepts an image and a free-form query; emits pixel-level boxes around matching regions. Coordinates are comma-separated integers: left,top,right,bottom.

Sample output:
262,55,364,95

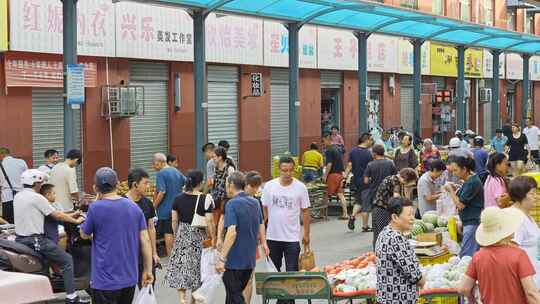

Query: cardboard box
416,232,443,246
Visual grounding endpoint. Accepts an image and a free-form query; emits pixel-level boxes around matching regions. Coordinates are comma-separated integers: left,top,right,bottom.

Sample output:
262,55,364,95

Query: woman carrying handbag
165,170,216,304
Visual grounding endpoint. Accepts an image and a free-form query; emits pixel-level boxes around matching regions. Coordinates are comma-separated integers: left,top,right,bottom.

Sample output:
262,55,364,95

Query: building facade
1,0,540,190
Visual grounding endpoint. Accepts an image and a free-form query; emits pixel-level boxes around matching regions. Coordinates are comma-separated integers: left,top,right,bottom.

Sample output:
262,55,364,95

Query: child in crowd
40,184,71,250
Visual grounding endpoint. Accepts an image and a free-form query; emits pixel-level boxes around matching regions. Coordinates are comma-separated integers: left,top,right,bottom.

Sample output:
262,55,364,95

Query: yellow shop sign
430,43,483,78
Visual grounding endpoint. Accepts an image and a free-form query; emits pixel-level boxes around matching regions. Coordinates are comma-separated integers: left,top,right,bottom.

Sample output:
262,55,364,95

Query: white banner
317,27,357,70
506,53,523,80
398,39,430,75
115,2,193,61
205,14,263,65
263,21,317,68
482,50,505,79
9,0,115,56
530,56,540,81
367,34,399,73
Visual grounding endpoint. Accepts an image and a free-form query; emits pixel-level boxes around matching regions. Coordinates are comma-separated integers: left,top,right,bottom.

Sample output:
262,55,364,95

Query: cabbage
422,212,438,226
437,216,448,227
424,222,435,232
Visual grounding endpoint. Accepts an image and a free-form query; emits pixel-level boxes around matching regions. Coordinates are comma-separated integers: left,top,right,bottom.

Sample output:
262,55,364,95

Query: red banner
4,53,97,87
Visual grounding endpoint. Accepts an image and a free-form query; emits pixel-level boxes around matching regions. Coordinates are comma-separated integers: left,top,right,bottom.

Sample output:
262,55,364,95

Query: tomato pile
322,252,376,275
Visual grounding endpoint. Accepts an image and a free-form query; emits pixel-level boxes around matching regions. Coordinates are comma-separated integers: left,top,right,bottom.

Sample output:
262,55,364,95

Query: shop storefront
320,70,343,133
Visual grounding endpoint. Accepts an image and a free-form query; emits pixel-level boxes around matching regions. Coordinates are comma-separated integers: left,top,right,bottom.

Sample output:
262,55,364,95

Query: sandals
362,227,373,232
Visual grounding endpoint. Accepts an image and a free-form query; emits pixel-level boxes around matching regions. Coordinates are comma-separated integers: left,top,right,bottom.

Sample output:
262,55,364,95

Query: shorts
326,173,344,196
532,150,540,163
156,219,173,235
355,189,372,213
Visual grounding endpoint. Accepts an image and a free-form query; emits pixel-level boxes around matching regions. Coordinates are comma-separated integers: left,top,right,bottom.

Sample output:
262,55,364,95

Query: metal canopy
152,0,540,54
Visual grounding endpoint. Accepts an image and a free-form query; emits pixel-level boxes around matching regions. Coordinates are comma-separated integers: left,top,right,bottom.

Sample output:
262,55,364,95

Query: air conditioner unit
101,86,144,118
479,88,492,104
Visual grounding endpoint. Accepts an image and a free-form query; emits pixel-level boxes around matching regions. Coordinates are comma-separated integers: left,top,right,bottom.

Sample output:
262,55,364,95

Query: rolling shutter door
400,75,414,132
207,66,239,165
271,69,289,157
32,88,83,187
320,71,342,88
367,73,381,88
129,62,169,180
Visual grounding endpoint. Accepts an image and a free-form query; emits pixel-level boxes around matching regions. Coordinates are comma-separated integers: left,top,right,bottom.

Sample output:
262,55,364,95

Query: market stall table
0,270,54,304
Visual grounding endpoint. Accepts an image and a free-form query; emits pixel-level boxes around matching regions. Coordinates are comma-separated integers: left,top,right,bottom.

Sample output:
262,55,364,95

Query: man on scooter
14,169,88,304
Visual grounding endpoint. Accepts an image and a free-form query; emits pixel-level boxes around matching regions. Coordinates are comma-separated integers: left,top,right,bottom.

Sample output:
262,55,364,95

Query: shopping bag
265,256,278,272
200,248,219,283
133,286,157,304
192,274,223,304
298,245,316,271
526,159,537,172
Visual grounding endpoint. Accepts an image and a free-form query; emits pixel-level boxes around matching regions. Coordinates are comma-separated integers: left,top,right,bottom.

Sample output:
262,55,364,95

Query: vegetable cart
331,289,375,304
419,288,461,304
255,272,333,303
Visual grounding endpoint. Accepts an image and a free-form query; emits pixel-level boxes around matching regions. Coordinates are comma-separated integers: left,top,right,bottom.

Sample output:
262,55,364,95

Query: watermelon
424,222,435,232
411,223,425,236
422,212,438,226
437,216,448,228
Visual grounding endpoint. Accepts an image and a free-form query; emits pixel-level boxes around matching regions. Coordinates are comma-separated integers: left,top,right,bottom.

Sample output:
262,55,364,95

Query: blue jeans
302,169,319,183
17,235,75,294
268,240,301,304
460,224,480,258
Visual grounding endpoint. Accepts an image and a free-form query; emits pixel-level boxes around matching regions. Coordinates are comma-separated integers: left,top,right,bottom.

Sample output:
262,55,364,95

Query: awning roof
144,0,540,55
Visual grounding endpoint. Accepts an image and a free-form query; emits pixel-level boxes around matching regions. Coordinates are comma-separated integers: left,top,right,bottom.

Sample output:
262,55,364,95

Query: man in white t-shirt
49,149,81,211
0,147,28,223
262,156,311,303
524,118,540,163
37,149,60,175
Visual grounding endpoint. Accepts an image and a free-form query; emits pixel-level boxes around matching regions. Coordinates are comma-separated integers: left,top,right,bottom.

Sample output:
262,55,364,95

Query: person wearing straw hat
458,207,540,304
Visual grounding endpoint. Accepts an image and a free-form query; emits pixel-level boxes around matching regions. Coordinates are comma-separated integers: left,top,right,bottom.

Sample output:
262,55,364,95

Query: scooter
0,222,91,294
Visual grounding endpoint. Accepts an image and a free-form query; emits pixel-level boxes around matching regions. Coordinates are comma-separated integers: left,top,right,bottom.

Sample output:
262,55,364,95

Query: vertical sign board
66,64,85,104
250,73,262,97
0,0,7,51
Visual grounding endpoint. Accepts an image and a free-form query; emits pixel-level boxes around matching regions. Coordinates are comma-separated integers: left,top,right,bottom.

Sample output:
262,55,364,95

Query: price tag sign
66,64,85,104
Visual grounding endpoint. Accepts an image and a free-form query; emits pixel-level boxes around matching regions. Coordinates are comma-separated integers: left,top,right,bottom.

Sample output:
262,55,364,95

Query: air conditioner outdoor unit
101,85,144,118
479,88,492,104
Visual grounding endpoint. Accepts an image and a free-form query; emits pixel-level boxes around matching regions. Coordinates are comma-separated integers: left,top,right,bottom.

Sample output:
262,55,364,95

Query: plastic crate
418,252,453,266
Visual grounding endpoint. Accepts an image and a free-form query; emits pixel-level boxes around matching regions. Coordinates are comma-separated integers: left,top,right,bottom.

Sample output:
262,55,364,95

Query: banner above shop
430,43,483,78
9,0,115,56
263,20,317,69
367,34,399,73
317,27,357,70
482,50,505,79
205,13,263,65
0,0,7,52
115,1,193,61
4,52,97,87
506,53,524,80
398,39,430,75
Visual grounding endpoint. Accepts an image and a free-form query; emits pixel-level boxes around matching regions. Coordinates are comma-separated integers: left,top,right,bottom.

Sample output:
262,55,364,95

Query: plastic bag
298,245,316,271
200,248,219,282
133,286,157,304
192,274,223,304
441,231,460,255
265,256,278,272
436,191,457,219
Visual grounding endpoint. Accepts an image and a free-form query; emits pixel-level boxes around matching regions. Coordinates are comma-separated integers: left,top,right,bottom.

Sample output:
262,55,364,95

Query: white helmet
21,169,46,186
449,137,461,149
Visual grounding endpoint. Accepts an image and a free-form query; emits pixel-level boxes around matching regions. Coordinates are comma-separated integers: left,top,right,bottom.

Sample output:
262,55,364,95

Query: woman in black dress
506,123,530,176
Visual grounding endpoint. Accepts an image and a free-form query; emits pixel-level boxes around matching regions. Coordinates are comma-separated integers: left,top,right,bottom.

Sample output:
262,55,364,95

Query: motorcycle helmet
21,169,46,186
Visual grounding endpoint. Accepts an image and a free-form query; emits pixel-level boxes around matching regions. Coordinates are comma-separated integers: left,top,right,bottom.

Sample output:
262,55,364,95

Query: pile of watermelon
409,211,449,238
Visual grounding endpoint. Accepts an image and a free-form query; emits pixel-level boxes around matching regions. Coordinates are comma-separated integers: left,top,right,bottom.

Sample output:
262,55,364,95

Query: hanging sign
250,73,262,97
263,21,317,68
430,43,483,78
66,64,85,104
482,50,505,79
9,0,115,56
398,39,430,75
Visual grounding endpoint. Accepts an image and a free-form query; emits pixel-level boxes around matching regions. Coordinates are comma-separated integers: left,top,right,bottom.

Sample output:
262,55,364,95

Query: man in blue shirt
153,153,186,256
80,167,153,304
216,172,267,304
491,128,508,154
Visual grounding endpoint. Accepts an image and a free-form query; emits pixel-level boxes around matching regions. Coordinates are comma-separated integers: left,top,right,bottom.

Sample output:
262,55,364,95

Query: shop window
432,0,445,16
481,0,493,26
460,0,471,22
400,0,418,10
525,12,535,34
507,9,516,31
321,88,341,134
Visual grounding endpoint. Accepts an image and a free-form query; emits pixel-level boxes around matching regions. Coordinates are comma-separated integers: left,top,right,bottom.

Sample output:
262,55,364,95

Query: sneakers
347,216,355,231
66,296,90,304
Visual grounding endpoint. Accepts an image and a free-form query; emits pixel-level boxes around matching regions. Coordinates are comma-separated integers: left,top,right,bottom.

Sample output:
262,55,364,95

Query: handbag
191,194,207,228
298,244,316,271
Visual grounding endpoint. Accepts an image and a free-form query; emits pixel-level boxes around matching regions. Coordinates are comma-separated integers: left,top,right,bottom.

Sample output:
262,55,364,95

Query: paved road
53,215,373,303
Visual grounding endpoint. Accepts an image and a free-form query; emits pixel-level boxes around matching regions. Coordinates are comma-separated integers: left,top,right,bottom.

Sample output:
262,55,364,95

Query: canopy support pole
193,10,207,170
413,39,423,137
62,0,78,154
491,50,501,132
288,22,300,155
522,54,531,128
355,31,370,133
457,45,466,131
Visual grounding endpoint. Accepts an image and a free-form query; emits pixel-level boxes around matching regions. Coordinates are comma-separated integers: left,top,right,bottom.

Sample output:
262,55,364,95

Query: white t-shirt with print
261,178,310,242
524,126,540,151
513,209,540,289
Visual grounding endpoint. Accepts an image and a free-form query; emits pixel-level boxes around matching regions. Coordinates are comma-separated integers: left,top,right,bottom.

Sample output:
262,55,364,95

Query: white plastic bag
200,248,219,282
436,191,457,219
265,256,278,272
133,286,157,304
192,274,223,304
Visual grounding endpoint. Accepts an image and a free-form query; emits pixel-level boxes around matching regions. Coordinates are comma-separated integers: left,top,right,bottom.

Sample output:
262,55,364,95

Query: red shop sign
4,53,97,88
